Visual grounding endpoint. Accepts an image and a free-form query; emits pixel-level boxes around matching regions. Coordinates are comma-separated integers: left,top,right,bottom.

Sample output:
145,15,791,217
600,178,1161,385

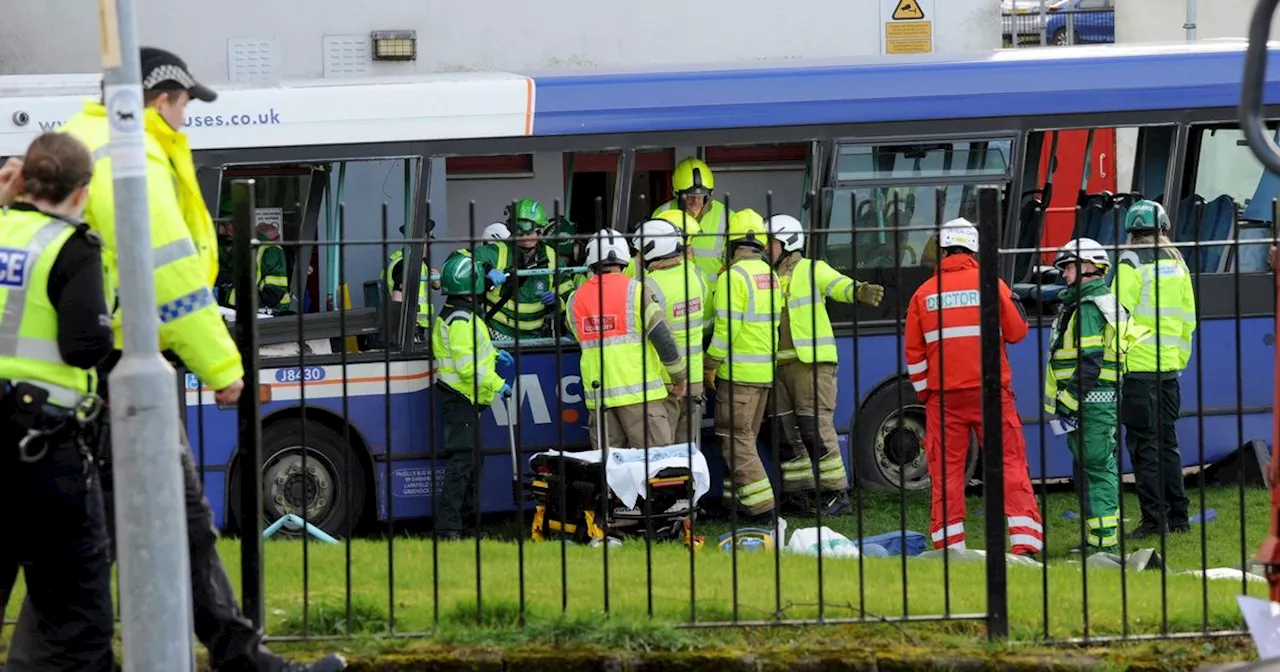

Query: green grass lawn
4,485,1273,646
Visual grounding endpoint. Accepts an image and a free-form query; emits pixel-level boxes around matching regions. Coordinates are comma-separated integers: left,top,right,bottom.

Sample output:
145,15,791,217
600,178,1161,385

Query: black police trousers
0,425,115,672
437,385,483,534
1122,373,1190,529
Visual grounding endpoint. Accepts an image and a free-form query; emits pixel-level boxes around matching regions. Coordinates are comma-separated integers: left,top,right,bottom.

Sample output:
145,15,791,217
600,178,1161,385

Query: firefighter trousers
772,361,847,493
925,388,1043,554
587,398,672,449
1122,374,1189,529
662,383,704,446
1067,394,1120,549
713,381,775,516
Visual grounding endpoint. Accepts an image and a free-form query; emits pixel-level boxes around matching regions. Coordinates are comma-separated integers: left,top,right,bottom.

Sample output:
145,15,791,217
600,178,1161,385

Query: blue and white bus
2,40,1274,536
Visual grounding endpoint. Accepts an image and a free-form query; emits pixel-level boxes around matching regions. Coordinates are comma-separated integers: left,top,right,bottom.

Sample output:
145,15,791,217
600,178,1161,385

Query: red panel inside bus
1037,129,1117,263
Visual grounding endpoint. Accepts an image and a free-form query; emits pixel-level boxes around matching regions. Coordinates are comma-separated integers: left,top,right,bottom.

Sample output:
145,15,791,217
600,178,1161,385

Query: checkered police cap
140,47,217,103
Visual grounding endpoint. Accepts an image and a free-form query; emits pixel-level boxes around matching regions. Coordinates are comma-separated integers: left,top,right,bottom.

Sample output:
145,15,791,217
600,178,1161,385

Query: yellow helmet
672,157,715,194
726,208,768,249
653,208,703,236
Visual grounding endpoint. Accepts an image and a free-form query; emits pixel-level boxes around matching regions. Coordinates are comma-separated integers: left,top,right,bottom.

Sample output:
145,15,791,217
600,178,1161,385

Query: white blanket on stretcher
529,444,711,509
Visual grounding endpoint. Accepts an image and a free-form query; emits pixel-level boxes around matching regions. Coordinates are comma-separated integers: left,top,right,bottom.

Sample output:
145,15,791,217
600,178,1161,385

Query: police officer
633,217,709,445
704,209,782,521
61,46,346,672
1113,200,1195,539
385,220,441,340
568,229,687,449
0,132,115,672
475,198,574,340
1047,238,1146,555
653,157,734,297
433,251,511,540
766,214,884,517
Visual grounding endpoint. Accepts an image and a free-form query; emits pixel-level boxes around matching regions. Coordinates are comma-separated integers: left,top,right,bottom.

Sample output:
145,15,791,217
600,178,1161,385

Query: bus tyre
851,379,977,492
1052,28,1074,46
230,421,366,538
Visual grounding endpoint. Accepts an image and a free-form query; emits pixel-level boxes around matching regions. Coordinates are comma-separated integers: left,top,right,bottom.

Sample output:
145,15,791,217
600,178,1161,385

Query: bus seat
1095,193,1141,248
1235,224,1274,273
1242,169,1280,223
1073,193,1113,241
1014,188,1048,281
1195,195,1236,275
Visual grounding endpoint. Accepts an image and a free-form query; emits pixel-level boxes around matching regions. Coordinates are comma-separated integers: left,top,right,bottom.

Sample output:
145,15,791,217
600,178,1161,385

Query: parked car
1043,0,1115,45
1002,0,1049,46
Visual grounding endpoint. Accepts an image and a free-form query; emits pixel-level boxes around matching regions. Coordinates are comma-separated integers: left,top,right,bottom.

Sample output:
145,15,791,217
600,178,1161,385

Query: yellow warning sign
892,0,925,20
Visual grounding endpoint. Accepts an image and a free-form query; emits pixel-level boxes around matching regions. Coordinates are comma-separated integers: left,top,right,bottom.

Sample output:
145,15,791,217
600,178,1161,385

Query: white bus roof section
0,72,534,156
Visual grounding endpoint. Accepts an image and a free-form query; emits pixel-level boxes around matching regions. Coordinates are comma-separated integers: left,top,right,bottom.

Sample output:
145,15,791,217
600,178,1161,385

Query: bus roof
2,41,1278,156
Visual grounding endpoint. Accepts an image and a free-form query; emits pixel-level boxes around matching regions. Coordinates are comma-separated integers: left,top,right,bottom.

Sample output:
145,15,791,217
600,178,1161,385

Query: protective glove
857,282,886,307
500,382,513,398
486,269,508,287
703,368,717,392
495,349,515,369
538,290,557,306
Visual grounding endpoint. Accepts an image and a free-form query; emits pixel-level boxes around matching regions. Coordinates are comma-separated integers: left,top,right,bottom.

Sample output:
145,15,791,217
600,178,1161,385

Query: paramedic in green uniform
474,198,574,341
433,251,513,540
545,215,588,290
1046,238,1143,555
214,214,234,307
1113,200,1195,539
227,216,292,313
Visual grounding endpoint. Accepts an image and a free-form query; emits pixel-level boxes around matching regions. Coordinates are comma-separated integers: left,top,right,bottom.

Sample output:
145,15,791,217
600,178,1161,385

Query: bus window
1184,123,1279,275
702,143,808,217
1014,125,1174,281
820,139,1012,326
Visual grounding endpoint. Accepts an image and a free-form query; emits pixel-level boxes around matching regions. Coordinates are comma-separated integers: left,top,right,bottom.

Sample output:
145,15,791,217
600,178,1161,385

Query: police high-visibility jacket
474,241,574,338
568,273,676,410
1112,248,1196,373
905,254,1027,394
383,249,431,327
641,260,709,383
776,255,862,364
432,304,503,406
706,251,782,385
1043,280,1149,414
0,209,96,406
652,200,732,290
62,102,244,391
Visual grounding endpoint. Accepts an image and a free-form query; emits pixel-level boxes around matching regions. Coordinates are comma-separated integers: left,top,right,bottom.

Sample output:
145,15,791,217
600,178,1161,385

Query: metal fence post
977,187,1009,640
98,0,197,668
232,179,265,628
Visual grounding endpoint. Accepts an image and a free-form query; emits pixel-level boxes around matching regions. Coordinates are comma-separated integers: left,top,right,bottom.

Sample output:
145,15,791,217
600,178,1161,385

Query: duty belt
3,380,104,464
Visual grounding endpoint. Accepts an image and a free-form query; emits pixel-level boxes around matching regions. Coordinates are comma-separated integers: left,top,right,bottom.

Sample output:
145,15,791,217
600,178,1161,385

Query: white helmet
767,214,804,253
585,228,631,268
1054,237,1111,271
482,222,510,241
634,219,684,262
938,218,979,253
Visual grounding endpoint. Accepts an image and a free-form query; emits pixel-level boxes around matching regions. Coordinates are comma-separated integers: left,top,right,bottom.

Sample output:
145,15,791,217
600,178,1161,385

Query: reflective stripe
579,333,647,350
931,522,964,542
1132,304,1194,321
1087,514,1119,529
923,325,981,343
154,237,197,268
906,360,928,375
1058,391,1079,412
727,309,777,323
737,477,774,507
1007,516,1043,532
1009,534,1044,551
911,379,927,392
792,336,836,350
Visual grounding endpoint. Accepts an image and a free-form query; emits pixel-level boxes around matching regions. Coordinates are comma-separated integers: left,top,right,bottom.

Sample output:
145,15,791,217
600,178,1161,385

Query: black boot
1126,521,1167,540
820,490,853,517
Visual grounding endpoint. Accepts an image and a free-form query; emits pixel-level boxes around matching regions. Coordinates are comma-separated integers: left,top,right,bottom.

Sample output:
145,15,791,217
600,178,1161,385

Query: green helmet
439,251,485,296
544,216,578,258
505,198,548,234
1124,199,1171,233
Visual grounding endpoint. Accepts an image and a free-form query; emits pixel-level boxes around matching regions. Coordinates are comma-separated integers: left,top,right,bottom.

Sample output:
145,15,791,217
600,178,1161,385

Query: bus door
563,149,676,234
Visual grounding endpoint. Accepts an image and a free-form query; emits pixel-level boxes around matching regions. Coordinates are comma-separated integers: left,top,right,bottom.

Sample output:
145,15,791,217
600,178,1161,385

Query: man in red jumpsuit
904,218,1044,559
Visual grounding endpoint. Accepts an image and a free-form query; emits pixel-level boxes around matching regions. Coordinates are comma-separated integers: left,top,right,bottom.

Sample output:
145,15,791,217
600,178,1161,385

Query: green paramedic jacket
1043,279,1149,415
473,241,574,338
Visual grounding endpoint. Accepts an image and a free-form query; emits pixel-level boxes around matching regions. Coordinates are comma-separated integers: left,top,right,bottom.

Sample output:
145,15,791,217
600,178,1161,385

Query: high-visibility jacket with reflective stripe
228,240,292,310
62,103,244,391
653,199,731,298
383,249,430,327
1112,249,1196,373
1043,281,1149,414
642,260,708,383
706,253,782,385
477,242,573,337
904,255,1027,393
0,209,95,407
432,306,503,406
777,256,858,364
568,273,669,410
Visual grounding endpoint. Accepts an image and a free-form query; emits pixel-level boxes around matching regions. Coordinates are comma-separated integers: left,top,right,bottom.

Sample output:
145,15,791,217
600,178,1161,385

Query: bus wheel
852,380,978,492
232,421,367,538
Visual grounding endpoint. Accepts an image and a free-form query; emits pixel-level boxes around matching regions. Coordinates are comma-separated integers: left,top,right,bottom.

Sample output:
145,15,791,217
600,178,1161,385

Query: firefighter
1113,200,1195,539
705,208,782,521
384,220,441,340
766,214,885,517
0,132,115,671
653,157,734,296
1047,237,1146,555
433,251,511,540
904,218,1044,557
633,217,710,445
568,229,687,449
475,198,574,341
61,46,346,672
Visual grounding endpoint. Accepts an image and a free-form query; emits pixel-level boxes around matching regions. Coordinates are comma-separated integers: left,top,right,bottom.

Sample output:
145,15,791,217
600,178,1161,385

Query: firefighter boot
820,490,853,517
